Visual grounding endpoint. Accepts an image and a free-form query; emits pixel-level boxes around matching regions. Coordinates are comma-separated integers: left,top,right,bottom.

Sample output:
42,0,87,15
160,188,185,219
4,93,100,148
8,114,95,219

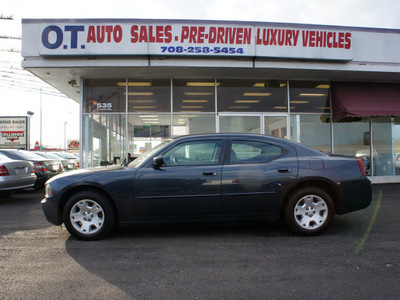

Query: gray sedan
0,152,37,197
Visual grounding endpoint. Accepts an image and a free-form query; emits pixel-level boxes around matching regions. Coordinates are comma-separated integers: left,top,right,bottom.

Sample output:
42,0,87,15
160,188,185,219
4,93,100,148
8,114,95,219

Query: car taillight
0,165,9,176
357,158,366,176
34,162,48,172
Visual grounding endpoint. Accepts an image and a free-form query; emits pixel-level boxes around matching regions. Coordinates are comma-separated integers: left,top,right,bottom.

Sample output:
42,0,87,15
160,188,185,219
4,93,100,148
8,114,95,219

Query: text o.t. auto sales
39,23,352,60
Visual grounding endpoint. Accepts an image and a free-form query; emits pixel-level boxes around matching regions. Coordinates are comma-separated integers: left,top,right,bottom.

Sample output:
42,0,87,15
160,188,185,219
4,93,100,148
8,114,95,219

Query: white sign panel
0,117,27,149
32,20,353,60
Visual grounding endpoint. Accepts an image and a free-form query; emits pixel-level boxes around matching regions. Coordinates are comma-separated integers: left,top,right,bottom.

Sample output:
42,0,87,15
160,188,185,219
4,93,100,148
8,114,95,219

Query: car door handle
203,171,217,176
278,167,292,173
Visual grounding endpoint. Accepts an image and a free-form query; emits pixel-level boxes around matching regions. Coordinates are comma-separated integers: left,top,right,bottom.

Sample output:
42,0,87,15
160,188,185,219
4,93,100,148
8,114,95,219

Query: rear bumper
0,176,36,191
336,177,372,215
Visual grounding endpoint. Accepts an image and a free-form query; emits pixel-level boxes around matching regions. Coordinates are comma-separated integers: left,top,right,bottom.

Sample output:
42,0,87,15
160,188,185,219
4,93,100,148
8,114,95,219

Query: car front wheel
285,187,334,236
63,190,115,240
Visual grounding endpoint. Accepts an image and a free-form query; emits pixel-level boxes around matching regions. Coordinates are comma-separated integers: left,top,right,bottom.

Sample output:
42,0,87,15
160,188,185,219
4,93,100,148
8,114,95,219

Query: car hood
46,164,128,183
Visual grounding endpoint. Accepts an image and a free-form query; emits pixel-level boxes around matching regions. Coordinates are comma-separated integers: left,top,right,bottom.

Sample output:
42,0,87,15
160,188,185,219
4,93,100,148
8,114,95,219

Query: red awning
331,82,400,121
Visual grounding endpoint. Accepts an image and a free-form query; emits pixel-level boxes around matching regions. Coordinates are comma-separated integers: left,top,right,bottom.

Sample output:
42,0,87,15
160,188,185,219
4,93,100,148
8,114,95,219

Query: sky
1,0,400,149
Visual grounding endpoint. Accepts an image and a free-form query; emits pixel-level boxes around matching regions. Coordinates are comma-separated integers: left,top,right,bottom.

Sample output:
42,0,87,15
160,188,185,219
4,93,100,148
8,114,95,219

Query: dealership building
21,19,400,182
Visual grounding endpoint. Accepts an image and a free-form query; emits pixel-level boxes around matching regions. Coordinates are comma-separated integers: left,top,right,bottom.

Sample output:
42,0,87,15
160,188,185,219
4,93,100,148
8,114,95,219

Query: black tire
285,187,335,236
63,190,115,240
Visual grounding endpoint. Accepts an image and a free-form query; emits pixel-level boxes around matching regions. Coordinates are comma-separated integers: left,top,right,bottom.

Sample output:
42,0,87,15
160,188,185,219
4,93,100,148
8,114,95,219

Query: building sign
0,117,27,149
26,20,353,61
68,140,79,151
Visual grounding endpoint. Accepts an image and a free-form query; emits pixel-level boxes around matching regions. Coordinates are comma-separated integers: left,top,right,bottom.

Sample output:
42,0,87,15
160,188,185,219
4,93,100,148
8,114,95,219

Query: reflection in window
265,116,287,138
163,140,222,166
289,81,330,113
172,114,216,136
334,117,371,174
173,79,215,113
83,79,126,113
127,79,170,112
373,116,394,176
219,115,260,133
230,141,284,163
218,79,287,112
291,114,331,153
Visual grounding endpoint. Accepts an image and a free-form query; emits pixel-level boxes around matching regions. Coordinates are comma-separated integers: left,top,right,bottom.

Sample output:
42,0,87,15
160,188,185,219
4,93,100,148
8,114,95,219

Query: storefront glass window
128,79,170,112
128,114,170,156
83,79,126,113
218,79,287,112
82,114,126,167
373,116,394,176
289,81,330,113
394,117,400,175
290,114,331,153
172,114,216,136
219,115,261,133
265,116,287,138
333,118,371,174
173,79,215,112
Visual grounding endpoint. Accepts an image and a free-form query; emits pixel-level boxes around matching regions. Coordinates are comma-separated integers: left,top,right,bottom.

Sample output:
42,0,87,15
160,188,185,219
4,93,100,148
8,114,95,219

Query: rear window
230,140,285,164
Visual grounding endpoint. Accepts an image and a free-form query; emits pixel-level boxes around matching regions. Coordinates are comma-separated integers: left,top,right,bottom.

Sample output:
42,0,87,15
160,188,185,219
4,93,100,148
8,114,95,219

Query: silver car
0,152,37,197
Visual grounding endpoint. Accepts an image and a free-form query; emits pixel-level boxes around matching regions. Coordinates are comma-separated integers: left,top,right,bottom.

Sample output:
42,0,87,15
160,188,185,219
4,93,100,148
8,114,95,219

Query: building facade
21,19,400,182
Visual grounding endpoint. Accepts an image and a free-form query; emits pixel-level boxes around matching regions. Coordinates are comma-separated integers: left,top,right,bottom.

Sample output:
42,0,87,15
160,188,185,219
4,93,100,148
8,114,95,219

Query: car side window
230,140,284,164
163,140,222,166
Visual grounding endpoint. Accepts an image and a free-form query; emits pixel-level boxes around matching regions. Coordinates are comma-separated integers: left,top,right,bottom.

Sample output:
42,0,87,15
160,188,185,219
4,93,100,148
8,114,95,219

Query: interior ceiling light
182,100,208,103
318,107,331,110
228,106,250,109
316,84,330,89
299,93,327,97
179,110,202,113
253,83,265,87
243,92,272,96
139,115,158,118
117,82,152,87
186,82,220,87
274,106,291,109
127,92,154,96
129,100,155,103
181,106,204,109
290,100,310,104
133,106,156,109
235,100,260,103
280,83,287,88
184,92,213,95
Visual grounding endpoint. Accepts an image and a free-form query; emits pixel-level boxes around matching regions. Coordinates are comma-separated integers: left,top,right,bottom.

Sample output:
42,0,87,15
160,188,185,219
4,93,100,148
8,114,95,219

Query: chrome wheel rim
70,199,105,235
294,195,328,230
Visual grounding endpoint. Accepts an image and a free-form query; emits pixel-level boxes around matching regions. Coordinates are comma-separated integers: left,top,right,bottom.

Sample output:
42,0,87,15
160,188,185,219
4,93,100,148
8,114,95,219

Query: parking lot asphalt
0,184,399,299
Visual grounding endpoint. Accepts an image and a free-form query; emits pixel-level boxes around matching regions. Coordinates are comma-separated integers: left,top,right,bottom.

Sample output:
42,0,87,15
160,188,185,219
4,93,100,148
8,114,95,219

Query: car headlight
45,183,53,198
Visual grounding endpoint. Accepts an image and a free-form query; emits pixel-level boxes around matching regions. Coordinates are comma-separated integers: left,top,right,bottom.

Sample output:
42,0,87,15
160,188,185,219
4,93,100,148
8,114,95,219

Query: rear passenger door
221,138,298,216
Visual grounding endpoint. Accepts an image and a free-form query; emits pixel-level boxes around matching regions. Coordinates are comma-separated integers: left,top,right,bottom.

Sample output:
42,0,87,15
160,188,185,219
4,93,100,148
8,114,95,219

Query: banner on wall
0,117,28,149
28,20,353,61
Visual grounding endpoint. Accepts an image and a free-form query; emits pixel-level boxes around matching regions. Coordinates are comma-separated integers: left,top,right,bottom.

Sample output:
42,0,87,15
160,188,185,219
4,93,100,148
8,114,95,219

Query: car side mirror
153,155,164,169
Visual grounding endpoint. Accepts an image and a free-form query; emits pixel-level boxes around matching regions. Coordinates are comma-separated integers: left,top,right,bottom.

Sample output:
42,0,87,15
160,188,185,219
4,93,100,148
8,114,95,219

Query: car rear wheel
63,190,115,240
285,187,334,236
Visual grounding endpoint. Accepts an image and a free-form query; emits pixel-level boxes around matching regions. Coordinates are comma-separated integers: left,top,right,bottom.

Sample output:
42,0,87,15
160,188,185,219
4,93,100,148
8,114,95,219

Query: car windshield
128,140,172,168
